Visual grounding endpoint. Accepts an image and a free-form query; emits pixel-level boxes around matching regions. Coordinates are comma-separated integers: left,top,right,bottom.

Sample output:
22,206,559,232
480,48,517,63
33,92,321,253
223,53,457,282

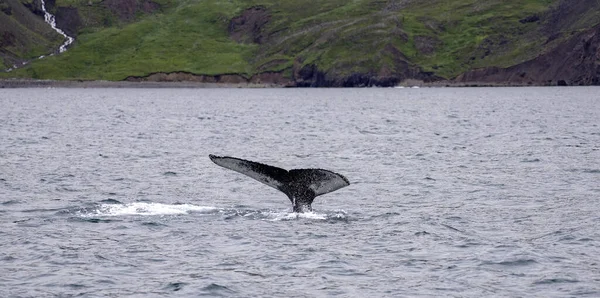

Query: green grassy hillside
0,0,64,69
2,0,599,84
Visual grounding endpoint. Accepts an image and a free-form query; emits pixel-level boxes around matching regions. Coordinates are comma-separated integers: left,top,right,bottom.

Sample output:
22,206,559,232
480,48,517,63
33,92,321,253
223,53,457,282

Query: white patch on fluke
88,202,216,216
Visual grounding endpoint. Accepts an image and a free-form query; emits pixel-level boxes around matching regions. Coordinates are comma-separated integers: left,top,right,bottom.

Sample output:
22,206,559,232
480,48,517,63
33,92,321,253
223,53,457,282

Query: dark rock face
229,7,271,44
455,24,600,86
22,0,45,16
291,64,438,87
0,31,16,47
104,0,135,21
104,0,160,21
0,2,12,15
293,64,326,87
542,0,600,36
141,1,160,14
44,0,55,10
519,15,540,24
55,7,81,37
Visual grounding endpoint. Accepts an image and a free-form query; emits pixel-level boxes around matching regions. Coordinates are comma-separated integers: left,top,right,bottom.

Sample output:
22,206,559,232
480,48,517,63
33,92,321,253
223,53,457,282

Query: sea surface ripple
1,87,599,297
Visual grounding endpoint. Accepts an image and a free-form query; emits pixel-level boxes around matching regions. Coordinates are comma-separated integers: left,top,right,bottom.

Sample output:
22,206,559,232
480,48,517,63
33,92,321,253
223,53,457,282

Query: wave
81,202,217,217
77,201,348,222
263,210,348,221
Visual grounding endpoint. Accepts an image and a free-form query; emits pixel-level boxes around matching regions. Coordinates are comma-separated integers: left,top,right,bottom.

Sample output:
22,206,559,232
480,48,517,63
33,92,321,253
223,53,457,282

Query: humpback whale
209,155,350,212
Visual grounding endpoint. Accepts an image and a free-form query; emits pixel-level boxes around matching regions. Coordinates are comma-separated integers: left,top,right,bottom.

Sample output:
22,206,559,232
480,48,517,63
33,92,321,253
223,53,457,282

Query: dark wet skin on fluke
209,155,350,212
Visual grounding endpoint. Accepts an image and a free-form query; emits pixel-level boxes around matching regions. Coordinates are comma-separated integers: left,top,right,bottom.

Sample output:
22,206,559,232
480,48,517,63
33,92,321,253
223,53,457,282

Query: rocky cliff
456,24,600,86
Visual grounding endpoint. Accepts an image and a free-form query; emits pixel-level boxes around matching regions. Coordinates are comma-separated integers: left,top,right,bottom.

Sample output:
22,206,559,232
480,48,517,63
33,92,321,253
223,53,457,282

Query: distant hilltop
1,0,599,87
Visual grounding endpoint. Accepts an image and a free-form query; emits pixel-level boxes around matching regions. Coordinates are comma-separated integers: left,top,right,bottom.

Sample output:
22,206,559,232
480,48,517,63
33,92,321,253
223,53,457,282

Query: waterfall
40,0,74,53
3,0,76,72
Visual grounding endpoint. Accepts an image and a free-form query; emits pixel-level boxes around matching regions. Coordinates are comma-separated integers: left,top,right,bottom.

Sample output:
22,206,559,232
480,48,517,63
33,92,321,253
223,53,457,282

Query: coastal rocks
251,71,291,85
126,72,247,83
292,64,438,87
293,64,326,87
125,71,292,87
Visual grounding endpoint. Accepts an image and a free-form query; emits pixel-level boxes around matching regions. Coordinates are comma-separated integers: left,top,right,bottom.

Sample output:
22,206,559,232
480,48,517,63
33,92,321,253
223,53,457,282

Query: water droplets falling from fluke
40,0,74,53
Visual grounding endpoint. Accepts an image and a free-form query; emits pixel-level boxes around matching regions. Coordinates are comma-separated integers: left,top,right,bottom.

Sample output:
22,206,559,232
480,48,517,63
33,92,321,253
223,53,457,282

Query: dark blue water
1,87,599,297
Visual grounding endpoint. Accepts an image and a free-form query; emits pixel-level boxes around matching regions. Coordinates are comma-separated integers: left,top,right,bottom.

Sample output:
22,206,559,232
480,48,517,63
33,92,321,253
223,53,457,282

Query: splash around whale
209,155,350,212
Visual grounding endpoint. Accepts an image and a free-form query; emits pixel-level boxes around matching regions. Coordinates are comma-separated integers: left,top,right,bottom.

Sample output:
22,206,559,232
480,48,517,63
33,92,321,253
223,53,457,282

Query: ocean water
1,87,599,297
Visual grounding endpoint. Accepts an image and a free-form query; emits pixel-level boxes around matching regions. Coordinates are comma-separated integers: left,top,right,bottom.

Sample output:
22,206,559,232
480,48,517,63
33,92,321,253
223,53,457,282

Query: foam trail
40,0,74,53
87,202,217,217
266,210,346,221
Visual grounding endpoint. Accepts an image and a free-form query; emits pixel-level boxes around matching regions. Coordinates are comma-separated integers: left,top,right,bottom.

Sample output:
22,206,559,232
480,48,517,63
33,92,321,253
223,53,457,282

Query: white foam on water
88,202,217,217
266,210,330,221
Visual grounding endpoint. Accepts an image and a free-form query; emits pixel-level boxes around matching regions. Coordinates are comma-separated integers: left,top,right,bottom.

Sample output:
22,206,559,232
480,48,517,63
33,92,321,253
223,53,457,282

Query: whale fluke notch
209,154,349,212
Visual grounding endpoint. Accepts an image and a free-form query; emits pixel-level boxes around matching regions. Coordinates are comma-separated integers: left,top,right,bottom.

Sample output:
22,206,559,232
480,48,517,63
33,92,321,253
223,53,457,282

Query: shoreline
0,78,592,88
0,79,283,89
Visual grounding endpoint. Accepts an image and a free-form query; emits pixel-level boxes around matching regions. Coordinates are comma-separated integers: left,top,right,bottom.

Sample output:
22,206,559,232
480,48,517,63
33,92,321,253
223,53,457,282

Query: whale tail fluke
288,168,350,196
209,155,349,212
209,154,287,191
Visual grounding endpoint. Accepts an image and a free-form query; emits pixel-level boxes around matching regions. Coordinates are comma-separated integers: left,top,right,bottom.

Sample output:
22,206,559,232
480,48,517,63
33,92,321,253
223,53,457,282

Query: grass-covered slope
2,0,600,85
0,0,64,69
3,0,257,79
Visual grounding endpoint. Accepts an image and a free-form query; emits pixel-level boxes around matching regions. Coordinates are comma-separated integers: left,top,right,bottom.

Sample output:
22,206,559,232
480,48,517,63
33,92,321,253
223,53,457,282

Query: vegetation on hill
1,0,599,86
0,0,64,68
